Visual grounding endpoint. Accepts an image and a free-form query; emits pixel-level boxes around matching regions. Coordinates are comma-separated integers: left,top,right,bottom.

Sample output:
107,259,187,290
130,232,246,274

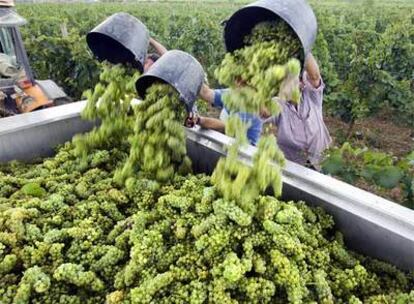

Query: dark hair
147,53,161,62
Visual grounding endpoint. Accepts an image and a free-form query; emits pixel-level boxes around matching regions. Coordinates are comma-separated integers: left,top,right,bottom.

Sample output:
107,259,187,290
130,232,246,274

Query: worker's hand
278,74,301,104
260,107,271,119
184,112,200,128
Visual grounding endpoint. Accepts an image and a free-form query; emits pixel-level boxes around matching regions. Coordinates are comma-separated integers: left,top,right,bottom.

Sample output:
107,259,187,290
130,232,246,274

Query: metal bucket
224,0,317,62
135,50,205,111
86,12,149,72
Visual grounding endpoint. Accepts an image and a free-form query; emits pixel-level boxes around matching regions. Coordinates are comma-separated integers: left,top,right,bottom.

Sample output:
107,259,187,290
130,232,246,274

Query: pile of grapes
0,23,413,304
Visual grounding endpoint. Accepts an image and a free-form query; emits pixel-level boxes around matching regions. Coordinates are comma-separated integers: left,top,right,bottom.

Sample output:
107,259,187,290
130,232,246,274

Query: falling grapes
115,83,191,183
212,21,301,204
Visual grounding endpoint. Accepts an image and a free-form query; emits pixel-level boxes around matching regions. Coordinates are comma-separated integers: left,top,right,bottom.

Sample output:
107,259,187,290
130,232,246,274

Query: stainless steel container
1,102,413,271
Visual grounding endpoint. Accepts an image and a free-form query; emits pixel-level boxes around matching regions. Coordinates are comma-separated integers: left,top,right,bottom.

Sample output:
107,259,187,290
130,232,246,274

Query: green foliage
315,6,413,126
322,143,414,208
23,31,100,100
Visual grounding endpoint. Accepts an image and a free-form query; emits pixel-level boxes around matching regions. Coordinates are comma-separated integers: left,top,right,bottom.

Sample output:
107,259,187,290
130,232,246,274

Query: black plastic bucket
224,0,317,62
135,50,204,111
86,12,149,72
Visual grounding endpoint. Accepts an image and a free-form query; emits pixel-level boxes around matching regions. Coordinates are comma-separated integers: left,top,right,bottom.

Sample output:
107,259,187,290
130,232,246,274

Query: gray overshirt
270,72,332,167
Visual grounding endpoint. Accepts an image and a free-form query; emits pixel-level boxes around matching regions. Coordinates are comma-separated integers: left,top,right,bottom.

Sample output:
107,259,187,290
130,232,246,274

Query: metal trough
1,101,413,270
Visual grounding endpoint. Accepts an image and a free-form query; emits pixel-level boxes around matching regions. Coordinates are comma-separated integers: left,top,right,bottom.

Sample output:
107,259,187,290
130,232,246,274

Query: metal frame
1,101,413,270
11,26,35,84
0,7,34,84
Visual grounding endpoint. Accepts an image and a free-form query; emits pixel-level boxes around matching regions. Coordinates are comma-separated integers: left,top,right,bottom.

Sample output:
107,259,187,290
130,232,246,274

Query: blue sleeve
213,89,230,109
213,88,262,145
237,113,263,146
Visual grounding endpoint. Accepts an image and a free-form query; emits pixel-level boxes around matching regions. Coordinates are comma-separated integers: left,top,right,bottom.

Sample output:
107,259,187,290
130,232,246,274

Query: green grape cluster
245,21,302,60
0,140,413,304
73,64,140,165
110,177,413,303
72,64,190,184
13,266,51,303
212,134,285,206
212,21,300,208
215,21,302,114
115,84,191,183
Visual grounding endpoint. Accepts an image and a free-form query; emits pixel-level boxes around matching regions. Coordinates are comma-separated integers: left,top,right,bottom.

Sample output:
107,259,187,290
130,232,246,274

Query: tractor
0,1,70,117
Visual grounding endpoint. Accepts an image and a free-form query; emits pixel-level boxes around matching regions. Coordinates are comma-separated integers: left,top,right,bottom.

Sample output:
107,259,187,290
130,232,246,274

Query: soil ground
326,113,413,208
324,114,414,157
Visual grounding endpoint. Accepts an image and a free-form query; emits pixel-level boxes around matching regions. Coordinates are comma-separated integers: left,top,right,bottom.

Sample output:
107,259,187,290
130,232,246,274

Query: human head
143,53,160,72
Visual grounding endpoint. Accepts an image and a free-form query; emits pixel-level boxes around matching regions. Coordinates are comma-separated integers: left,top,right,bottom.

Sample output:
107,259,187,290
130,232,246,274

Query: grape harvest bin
0,101,413,271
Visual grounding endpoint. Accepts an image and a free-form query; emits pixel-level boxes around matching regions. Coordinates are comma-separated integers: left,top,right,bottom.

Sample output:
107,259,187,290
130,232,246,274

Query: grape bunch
72,64,190,184
73,64,140,166
245,21,302,61
215,21,302,114
115,84,191,183
212,21,301,204
1,157,412,303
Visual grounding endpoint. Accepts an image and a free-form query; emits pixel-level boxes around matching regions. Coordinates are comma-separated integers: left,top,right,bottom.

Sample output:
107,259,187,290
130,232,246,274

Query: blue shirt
213,89,263,146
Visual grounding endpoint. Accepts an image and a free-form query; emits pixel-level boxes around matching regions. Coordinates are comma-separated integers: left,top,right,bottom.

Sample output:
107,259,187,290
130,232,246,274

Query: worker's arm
304,53,321,88
199,83,215,105
149,37,168,56
198,116,225,133
185,113,225,133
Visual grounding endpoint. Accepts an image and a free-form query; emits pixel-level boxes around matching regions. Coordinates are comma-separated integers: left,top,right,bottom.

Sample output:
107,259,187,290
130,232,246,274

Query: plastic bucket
135,50,205,111
224,0,317,62
86,12,149,72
